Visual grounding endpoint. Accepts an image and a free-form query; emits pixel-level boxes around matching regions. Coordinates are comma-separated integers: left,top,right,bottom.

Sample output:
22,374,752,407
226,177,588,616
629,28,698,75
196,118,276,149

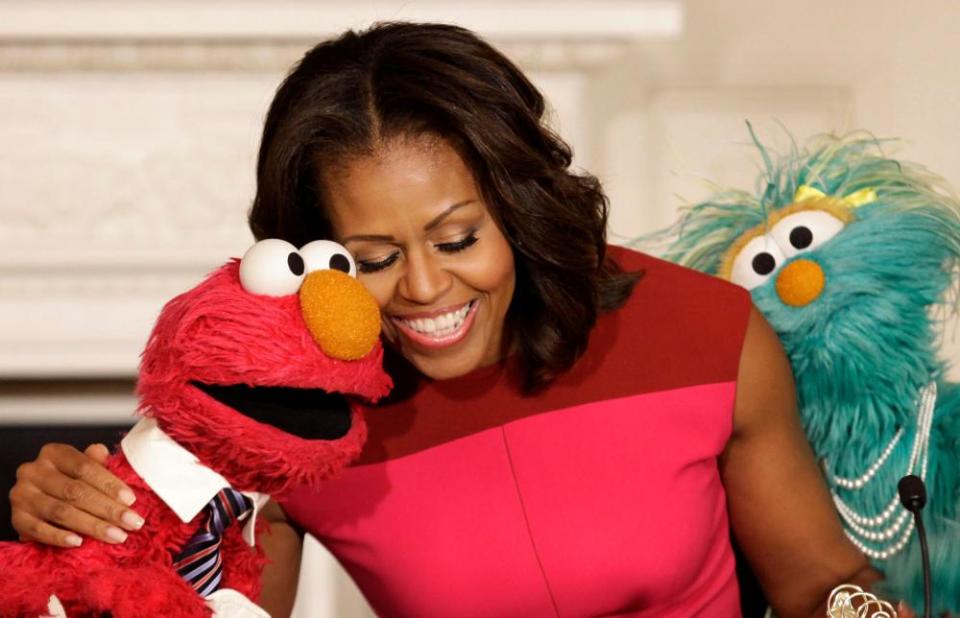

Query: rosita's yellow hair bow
794,185,878,208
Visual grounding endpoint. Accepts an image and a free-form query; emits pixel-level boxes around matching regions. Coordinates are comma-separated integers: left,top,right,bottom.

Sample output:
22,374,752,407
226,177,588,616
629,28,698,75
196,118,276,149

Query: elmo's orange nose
775,258,825,307
299,270,380,360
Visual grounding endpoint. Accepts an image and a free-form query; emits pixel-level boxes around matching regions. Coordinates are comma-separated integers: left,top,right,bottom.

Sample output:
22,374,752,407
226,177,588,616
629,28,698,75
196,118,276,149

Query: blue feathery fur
658,130,960,615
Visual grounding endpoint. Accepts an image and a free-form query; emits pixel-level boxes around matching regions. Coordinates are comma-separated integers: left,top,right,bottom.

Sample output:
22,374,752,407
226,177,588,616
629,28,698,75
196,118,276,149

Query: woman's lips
391,299,478,349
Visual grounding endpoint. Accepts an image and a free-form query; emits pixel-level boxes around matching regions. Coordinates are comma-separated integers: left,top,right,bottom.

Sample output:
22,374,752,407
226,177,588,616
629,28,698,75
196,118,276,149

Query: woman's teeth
401,302,473,337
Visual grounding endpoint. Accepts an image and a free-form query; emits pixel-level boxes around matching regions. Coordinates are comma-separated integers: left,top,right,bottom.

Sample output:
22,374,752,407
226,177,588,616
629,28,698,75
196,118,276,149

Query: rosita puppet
0,239,392,617
660,131,960,615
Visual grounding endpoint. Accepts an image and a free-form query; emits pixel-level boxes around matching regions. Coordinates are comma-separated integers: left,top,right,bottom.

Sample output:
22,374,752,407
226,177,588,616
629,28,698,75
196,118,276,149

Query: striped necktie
172,487,254,597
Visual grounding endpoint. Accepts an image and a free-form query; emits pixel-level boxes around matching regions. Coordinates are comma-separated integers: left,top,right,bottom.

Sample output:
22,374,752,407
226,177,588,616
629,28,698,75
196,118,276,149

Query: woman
8,22,878,617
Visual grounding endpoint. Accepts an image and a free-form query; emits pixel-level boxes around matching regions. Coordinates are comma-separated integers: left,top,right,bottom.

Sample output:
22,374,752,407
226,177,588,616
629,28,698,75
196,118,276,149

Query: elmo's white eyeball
300,240,357,277
239,239,305,296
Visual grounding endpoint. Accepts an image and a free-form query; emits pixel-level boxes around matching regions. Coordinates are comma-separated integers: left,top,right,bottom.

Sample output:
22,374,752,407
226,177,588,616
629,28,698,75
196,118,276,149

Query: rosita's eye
300,240,357,277
789,226,813,249
751,252,777,275
239,239,305,296
770,210,846,258
727,235,786,290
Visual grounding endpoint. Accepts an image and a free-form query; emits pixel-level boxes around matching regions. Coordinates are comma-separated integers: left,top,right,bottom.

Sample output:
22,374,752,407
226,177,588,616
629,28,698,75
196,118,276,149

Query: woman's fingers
84,442,110,464
30,464,144,533
39,443,136,506
10,475,136,545
10,443,145,546
16,487,131,545
10,509,84,548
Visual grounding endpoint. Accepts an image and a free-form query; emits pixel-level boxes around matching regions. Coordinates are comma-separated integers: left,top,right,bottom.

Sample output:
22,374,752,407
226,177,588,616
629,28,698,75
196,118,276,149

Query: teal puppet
658,131,960,615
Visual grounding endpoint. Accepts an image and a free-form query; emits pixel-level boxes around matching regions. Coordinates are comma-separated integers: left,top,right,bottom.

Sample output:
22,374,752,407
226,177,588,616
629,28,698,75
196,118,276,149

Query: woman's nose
398,249,451,304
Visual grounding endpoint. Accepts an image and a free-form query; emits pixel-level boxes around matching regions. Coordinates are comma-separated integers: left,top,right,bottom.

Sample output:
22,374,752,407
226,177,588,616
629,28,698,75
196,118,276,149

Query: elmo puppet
0,238,392,617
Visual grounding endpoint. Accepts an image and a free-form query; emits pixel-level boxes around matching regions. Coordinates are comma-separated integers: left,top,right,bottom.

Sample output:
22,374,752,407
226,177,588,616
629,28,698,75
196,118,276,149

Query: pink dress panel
285,383,741,617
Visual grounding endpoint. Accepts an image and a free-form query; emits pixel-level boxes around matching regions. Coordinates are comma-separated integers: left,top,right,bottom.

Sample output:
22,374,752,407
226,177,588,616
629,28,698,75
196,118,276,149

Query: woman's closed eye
357,251,400,274
435,231,478,253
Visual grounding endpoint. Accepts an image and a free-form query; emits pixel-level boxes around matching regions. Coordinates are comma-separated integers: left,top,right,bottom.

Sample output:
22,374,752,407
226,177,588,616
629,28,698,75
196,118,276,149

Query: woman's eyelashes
435,231,478,253
355,231,480,274
357,251,400,274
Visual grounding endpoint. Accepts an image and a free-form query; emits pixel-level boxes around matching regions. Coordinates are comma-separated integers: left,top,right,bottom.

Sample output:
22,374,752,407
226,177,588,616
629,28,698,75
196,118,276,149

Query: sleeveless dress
282,247,752,617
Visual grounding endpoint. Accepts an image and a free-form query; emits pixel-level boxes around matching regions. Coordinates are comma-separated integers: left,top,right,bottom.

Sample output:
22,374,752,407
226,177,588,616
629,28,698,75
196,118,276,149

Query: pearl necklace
825,382,937,561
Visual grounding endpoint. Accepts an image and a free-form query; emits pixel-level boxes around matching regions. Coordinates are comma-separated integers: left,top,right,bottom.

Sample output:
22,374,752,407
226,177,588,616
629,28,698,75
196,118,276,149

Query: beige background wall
1,1,958,615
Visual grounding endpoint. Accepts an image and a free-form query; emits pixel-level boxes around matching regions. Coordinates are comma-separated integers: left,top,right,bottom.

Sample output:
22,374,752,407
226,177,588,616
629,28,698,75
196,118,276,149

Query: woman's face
321,136,516,380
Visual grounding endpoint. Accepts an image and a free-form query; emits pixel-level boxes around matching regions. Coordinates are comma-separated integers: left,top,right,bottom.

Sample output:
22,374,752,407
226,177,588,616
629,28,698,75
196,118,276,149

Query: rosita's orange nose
775,258,825,307
299,270,381,360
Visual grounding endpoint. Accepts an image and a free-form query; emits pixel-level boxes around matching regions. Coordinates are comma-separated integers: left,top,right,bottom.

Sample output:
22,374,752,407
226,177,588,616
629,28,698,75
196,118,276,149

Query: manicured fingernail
121,511,144,530
65,534,83,547
105,526,128,543
118,488,136,506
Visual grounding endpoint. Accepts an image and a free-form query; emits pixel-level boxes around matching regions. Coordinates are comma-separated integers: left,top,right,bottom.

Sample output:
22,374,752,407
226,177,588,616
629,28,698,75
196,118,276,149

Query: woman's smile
391,298,479,348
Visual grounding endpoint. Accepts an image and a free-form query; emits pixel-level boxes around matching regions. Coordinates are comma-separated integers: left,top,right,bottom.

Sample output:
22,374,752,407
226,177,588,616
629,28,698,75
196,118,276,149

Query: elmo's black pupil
330,254,351,273
752,252,776,275
790,226,813,249
287,253,305,276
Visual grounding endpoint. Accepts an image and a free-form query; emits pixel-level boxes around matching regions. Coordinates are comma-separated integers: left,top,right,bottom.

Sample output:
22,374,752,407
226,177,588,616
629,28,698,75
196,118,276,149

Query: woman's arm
722,305,881,617
258,500,303,618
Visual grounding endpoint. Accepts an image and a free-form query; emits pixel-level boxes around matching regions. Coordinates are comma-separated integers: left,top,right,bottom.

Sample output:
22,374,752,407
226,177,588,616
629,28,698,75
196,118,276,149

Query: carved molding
0,40,636,72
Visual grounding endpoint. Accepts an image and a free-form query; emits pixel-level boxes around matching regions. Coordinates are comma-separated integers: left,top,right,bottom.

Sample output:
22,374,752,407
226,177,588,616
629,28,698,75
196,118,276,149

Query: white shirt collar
121,418,267,546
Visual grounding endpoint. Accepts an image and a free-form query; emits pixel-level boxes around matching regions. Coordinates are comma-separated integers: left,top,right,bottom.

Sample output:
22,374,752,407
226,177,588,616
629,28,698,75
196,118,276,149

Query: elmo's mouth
190,382,352,440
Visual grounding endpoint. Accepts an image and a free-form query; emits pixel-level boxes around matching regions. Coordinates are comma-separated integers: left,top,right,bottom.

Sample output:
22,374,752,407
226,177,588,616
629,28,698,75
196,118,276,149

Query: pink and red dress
282,247,752,617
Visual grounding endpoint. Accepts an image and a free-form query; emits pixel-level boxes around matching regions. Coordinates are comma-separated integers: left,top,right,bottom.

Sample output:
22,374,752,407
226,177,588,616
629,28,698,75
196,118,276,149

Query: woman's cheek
356,273,394,309
464,243,515,291
355,274,397,343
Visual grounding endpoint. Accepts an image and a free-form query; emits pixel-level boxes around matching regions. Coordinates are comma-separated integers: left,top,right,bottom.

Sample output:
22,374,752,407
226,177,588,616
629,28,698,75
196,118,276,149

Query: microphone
898,474,931,618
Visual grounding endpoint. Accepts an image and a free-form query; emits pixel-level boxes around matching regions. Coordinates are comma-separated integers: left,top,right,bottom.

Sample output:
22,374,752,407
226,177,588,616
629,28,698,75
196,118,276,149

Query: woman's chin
401,340,509,381
406,351,481,380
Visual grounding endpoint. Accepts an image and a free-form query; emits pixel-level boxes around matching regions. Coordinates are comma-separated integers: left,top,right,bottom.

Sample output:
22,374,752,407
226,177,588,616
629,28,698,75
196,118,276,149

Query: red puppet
0,238,392,617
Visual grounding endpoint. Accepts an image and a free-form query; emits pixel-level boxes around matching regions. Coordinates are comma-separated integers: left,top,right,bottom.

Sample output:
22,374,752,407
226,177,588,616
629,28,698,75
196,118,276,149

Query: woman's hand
9,442,144,547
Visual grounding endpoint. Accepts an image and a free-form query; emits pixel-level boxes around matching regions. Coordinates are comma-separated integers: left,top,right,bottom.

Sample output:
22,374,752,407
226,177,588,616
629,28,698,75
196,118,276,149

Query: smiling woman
10,21,884,618
248,22,638,394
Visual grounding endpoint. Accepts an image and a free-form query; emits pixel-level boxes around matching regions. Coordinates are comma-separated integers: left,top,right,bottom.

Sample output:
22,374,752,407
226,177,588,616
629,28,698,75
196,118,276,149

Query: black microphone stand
898,474,931,618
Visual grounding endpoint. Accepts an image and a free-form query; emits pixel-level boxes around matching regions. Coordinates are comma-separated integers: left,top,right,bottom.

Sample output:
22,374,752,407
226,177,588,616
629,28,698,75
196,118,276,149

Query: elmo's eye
239,239,305,296
770,210,845,258
300,240,357,277
728,235,786,290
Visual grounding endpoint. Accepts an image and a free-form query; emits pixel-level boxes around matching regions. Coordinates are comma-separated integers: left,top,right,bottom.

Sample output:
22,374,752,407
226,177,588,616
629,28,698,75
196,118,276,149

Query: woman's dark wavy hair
249,21,640,393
